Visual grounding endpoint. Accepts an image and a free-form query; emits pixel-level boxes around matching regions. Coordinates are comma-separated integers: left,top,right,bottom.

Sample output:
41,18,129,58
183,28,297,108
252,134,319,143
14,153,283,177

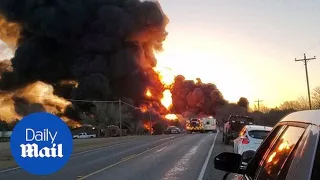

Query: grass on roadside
0,135,148,170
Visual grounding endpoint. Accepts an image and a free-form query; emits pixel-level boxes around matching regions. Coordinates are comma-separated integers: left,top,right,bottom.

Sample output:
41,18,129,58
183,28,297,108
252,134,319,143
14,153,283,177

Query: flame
0,81,73,123
153,66,175,87
165,114,178,120
60,116,82,128
148,65,175,111
143,123,152,130
161,89,172,110
140,105,148,113
146,89,152,97
59,80,78,88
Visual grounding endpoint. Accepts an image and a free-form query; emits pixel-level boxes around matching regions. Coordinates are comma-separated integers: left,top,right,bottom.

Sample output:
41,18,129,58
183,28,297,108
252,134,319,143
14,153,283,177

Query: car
233,125,272,155
73,132,96,139
223,115,254,144
214,110,320,180
164,126,181,134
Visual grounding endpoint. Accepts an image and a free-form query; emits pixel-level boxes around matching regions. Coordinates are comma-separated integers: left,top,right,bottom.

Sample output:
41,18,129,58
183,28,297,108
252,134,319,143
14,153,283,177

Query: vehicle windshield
248,130,271,140
0,1,318,179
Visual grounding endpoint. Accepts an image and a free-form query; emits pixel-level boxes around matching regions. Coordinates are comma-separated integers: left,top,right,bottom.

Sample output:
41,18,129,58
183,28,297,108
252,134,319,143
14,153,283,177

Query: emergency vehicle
186,118,205,133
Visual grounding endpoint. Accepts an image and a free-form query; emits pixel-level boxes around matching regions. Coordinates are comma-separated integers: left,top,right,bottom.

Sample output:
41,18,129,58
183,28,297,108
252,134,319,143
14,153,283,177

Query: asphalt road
0,132,232,180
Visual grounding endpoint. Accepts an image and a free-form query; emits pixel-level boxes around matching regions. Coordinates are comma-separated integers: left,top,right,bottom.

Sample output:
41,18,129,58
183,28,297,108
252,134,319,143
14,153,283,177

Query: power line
121,100,140,109
295,53,316,110
305,39,320,53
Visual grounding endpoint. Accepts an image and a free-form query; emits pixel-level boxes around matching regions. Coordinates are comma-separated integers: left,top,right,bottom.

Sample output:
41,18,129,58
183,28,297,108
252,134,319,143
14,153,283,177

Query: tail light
242,136,250,144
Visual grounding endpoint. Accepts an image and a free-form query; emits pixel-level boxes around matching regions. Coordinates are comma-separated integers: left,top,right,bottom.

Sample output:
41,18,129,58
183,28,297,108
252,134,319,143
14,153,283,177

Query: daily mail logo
10,113,73,175
20,129,63,158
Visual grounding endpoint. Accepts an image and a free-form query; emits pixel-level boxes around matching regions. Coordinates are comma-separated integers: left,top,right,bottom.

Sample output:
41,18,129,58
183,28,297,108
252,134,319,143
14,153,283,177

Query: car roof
280,110,320,126
245,125,273,131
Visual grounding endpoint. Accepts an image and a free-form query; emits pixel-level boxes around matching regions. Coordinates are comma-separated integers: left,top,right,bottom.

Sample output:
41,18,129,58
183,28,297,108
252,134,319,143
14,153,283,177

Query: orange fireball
165,114,178,120
161,90,172,110
146,89,152,97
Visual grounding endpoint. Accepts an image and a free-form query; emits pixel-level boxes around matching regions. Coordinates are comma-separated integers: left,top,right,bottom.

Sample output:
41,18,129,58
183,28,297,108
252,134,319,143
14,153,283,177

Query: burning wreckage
0,0,233,132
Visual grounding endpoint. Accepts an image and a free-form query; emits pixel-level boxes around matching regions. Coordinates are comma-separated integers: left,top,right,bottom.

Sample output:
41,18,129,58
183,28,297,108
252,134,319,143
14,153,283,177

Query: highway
0,132,232,180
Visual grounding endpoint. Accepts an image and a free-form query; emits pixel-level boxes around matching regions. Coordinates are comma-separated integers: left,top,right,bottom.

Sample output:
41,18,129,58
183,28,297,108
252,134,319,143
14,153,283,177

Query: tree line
250,86,320,126
215,86,320,127
0,119,18,131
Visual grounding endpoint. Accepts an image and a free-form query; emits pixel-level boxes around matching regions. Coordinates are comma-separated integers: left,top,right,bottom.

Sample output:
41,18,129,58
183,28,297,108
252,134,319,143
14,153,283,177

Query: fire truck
186,118,205,133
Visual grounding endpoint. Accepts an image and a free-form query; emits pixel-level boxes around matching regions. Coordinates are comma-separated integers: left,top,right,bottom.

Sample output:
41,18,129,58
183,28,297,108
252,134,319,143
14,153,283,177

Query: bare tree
279,96,309,111
312,86,320,109
93,102,134,127
252,104,270,113
296,96,309,110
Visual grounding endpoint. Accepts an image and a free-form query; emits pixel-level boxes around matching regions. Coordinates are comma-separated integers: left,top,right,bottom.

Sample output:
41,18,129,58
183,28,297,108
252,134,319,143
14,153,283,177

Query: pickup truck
73,132,96,139
223,115,254,144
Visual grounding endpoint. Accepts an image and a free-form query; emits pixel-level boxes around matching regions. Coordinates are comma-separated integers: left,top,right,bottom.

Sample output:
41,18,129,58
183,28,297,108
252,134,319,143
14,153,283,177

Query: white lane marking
0,136,177,174
0,167,20,173
162,138,205,180
71,142,130,156
197,132,219,180
72,136,174,156
155,146,166,153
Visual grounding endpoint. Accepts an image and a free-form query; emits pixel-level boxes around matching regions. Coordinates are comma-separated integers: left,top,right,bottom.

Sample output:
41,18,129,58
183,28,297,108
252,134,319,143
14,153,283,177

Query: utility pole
295,53,316,110
119,99,122,136
149,111,152,134
254,99,263,111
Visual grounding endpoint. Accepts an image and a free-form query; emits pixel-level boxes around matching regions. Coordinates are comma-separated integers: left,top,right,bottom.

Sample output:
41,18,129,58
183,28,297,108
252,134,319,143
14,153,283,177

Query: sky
156,0,320,108
0,0,319,108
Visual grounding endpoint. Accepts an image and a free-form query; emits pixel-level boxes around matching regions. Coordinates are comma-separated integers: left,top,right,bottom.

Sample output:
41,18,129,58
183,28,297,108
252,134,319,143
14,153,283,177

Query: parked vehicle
202,116,217,133
107,125,121,137
186,118,204,133
233,125,272,155
164,126,181,134
223,115,254,144
73,132,96,139
214,110,320,180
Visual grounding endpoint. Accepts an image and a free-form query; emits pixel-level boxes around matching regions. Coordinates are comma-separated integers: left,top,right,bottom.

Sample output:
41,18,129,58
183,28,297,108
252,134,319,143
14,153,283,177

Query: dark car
223,115,254,145
215,110,320,180
164,126,181,134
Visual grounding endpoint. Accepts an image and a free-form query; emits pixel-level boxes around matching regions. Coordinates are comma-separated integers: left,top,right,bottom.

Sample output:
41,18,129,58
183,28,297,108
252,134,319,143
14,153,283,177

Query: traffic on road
1,110,320,180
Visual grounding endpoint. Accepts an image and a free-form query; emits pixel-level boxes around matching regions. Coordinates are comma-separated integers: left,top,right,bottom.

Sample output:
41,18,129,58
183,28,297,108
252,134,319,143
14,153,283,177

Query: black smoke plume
171,75,227,118
0,0,168,117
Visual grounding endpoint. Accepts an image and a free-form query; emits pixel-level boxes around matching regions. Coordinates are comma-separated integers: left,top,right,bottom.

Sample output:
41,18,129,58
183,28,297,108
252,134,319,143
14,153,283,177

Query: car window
246,125,286,178
248,130,270,140
255,126,306,180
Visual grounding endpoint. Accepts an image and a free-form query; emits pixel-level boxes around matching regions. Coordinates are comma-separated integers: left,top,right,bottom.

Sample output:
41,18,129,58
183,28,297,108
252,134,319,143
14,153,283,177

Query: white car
233,125,272,155
73,132,96,139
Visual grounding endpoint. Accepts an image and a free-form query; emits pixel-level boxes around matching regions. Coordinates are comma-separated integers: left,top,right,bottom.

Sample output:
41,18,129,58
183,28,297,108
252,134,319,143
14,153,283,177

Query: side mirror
214,152,242,173
241,150,255,163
